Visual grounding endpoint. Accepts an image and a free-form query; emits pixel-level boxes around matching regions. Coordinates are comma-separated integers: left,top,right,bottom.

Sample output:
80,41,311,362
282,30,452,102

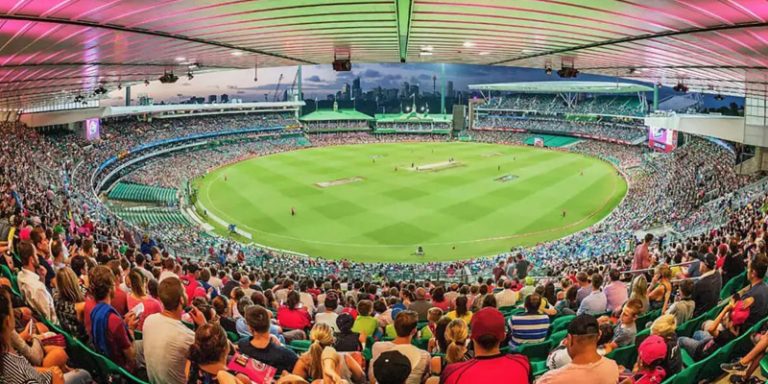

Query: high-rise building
220,94,229,103
342,83,351,100
208,94,217,103
352,77,362,99
410,84,420,97
401,82,410,98
447,81,454,98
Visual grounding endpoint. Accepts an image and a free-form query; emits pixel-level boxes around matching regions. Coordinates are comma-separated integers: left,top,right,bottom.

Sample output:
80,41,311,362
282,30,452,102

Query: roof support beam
394,0,414,63
488,21,768,66
0,14,316,65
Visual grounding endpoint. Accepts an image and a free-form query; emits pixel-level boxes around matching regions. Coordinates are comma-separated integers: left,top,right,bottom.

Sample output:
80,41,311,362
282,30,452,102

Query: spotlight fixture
117,83,122,90
628,67,636,74
544,63,552,76
556,57,578,78
672,82,688,93
144,79,150,86
187,71,194,80
656,81,663,88
158,70,179,84
715,94,724,101
93,85,108,95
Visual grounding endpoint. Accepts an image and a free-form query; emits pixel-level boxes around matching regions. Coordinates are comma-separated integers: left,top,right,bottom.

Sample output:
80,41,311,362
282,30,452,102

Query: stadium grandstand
3,2,768,384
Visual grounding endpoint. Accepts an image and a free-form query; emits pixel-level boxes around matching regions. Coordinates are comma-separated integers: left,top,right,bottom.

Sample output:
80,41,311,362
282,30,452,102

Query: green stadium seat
516,340,552,362
0,264,21,296
721,272,747,300
531,360,548,377
227,331,240,343
636,309,661,331
288,339,312,353
549,329,568,347
550,315,575,334
605,344,637,369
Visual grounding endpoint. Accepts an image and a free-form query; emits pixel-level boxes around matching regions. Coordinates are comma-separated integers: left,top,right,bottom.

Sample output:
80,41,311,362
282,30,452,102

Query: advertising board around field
648,126,677,153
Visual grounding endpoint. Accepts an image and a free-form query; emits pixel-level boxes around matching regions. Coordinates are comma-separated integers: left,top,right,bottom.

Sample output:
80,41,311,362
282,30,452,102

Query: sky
104,63,744,109
104,63,657,105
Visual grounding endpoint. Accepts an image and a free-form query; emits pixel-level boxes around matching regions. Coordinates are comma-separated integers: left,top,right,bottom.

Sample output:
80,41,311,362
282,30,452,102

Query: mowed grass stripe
195,142,627,262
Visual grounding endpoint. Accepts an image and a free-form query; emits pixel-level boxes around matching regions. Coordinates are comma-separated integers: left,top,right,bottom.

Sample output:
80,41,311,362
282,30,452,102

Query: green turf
193,142,627,263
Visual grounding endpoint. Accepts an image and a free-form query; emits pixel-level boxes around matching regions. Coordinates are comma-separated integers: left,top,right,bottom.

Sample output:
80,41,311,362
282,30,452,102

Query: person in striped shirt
508,293,550,350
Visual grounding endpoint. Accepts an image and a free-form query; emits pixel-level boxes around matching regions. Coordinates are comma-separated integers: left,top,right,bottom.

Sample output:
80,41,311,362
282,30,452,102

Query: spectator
370,310,429,384
554,286,578,316
442,307,532,384
577,273,607,316
648,314,682,377
315,292,340,332
628,275,649,315
574,272,591,305
143,276,206,384
508,293,550,349
16,241,57,324
602,269,627,313
627,335,669,383
494,280,519,309
648,264,672,312
238,305,299,374
603,299,642,353
30,227,55,290
352,299,378,338
85,265,138,372
0,285,76,384
187,323,249,384
445,295,472,324
666,279,695,326
277,290,311,332
374,351,412,384
54,267,86,341
416,307,442,341
677,299,749,360
514,253,532,280
430,287,450,312
125,268,162,331
408,288,432,322
692,253,722,318
334,313,363,352
292,323,364,382
738,254,768,329
632,234,653,271
721,328,768,383
537,314,619,384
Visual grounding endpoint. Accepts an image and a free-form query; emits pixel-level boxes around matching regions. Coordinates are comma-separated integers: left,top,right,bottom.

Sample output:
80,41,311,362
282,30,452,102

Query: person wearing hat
537,314,619,384
677,299,749,361
442,307,531,384
374,351,412,384
370,310,429,384
334,313,364,352
621,335,669,384
691,253,722,318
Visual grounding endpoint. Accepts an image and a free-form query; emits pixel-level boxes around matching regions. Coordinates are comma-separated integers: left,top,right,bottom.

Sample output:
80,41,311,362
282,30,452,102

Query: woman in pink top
126,268,162,331
277,291,312,331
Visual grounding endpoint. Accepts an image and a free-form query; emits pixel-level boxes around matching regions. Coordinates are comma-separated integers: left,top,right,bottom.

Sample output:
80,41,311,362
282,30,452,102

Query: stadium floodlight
628,67,636,74
544,61,553,76
672,82,688,93
174,57,186,62
117,83,122,90
187,71,194,80
231,51,244,56
715,94,725,100
144,79,150,86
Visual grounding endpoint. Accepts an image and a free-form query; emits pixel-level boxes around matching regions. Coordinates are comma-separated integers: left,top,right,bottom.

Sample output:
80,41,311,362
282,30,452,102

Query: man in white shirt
315,293,340,332
495,280,520,308
370,310,429,384
16,241,57,324
143,277,206,384
158,258,177,282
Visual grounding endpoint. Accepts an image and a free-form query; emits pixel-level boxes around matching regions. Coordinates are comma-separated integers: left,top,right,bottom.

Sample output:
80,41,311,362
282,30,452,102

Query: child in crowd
620,335,669,384
603,299,642,353
351,299,379,338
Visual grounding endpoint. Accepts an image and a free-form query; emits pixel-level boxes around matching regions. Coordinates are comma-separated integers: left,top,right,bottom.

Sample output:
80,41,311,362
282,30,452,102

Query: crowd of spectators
375,121,452,132
473,117,646,143
1,113,767,383
479,95,646,117
302,121,371,132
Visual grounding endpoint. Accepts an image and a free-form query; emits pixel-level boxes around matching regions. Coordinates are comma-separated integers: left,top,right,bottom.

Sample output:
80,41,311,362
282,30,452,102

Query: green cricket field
193,141,626,262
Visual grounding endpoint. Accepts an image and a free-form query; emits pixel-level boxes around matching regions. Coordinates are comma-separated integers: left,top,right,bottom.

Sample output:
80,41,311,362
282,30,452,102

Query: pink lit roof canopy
1,0,768,108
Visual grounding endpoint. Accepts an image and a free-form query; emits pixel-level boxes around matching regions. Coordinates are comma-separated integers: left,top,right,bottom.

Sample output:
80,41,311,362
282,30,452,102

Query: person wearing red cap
677,299,749,360
622,335,669,384
441,307,531,384
537,314,619,384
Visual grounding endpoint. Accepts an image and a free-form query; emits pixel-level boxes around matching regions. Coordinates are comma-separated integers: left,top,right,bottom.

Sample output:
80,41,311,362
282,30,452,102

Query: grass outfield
193,142,627,263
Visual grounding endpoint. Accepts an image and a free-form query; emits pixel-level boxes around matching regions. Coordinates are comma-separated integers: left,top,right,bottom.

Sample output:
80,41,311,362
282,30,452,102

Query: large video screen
84,118,100,141
648,126,676,152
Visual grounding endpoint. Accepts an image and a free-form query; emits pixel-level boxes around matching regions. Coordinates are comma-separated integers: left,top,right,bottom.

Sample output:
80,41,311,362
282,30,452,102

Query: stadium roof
469,81,654,94
2,0,768,108
300,109,374,121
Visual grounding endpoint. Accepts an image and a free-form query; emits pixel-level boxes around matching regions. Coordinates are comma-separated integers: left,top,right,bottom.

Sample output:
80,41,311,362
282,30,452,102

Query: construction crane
272,74,284,102
287,68,299,101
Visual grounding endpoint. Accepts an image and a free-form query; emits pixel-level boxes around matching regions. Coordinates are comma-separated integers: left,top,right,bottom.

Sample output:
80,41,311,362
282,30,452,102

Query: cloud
306,75,323,82
417,73,432,80
362,69,382,78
